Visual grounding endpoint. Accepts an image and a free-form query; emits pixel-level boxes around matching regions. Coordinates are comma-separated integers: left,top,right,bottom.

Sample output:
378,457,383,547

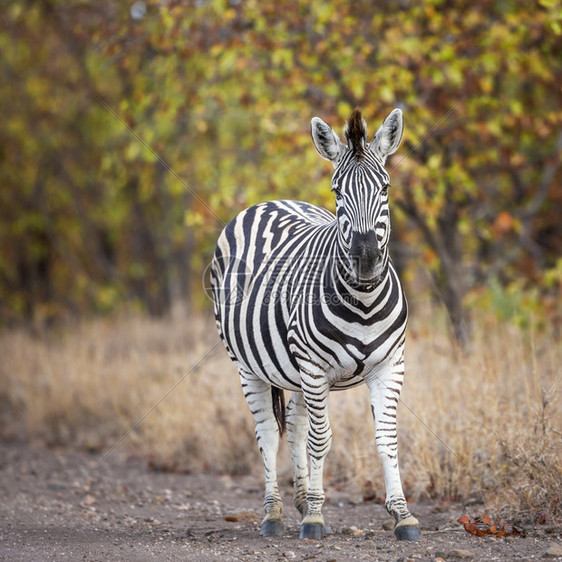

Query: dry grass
0,307,560,521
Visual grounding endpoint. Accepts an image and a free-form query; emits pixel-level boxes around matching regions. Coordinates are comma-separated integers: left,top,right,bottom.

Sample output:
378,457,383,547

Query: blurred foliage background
1,0,561,344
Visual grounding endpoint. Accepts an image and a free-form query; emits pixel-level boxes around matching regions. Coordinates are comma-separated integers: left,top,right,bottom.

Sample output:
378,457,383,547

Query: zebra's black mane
344,108,368,159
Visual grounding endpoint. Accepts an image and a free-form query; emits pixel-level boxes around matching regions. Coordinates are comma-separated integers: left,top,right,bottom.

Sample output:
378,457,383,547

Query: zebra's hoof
394,524,421,541
300,523,324,540
260,519,284,537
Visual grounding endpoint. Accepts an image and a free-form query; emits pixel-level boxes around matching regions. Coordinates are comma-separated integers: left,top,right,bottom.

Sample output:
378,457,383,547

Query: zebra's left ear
371,109,404,165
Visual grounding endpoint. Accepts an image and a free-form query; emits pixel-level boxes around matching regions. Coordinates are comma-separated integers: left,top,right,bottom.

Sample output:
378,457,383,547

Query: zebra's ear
371,109,404,165
311,117,344,165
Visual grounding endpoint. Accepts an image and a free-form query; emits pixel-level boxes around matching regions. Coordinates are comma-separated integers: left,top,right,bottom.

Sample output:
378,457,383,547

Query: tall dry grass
0,307,559,520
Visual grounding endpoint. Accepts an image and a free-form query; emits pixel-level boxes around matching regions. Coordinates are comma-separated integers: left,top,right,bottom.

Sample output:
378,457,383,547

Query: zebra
210,108,421,541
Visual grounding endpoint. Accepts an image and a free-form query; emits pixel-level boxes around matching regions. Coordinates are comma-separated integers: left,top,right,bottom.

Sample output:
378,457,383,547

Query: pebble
82,494,96,506
542,543,562,558
223,510,259,522
382,520,394,531
447,549,474,560
283,551,296,559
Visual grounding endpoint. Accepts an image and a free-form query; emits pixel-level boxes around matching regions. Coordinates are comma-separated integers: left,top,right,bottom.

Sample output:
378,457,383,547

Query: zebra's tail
271,386,286,436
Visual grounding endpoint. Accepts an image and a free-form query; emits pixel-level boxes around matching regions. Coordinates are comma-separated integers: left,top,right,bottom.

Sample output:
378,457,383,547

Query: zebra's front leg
286,391,309,517
299,379,332,540
366,368,421,541
240,373,284,537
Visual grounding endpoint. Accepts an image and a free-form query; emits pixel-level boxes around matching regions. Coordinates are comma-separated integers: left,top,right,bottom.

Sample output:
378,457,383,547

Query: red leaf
481,515,492,525
457,515,470,524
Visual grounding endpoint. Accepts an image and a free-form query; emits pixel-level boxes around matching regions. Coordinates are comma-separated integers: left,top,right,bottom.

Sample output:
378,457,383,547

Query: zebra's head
311,108,403,284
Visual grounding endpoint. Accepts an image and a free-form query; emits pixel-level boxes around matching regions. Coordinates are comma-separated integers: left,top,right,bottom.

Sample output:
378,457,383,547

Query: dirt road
0,441,560,561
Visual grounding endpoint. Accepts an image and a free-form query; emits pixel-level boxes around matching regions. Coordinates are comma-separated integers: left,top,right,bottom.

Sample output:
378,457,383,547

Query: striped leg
286,391,309,517
240,372,284,536
299,375,332,539
366,362,421,541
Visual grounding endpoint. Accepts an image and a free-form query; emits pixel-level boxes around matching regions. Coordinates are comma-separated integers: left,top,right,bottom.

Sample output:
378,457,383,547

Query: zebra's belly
225,337,372,392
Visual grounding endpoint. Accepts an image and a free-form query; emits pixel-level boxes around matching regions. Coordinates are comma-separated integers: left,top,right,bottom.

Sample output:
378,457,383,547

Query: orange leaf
492,211,514,235
457,515,470,524
481,515,492,525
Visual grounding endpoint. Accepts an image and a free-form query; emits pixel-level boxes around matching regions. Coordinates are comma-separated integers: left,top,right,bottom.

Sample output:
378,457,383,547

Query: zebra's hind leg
366,367,421,542
240,372,284,537
286,391,309,517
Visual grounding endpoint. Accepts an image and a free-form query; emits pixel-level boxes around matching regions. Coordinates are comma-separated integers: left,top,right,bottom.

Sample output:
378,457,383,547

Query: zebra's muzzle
349,231,383,283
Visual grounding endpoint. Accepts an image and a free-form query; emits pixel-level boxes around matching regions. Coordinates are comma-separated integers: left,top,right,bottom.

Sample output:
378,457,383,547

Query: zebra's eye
381,184,390,196
332,187,343,201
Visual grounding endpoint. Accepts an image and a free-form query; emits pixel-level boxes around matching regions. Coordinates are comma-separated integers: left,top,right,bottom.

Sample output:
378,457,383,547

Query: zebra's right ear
311,117,344,165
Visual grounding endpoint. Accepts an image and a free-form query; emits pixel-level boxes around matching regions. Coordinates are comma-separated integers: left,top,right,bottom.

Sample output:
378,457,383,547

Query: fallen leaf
511,526,525,537
458,513,525,539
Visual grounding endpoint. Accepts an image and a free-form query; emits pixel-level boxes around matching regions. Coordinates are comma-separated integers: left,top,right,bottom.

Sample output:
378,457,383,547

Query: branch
522,130,562,220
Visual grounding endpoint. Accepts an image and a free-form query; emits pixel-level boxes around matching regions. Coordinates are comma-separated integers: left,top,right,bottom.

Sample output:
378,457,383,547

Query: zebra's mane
344,108,368,159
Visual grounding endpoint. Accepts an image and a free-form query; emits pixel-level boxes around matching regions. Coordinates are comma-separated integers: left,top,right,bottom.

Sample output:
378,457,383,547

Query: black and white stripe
211,108,421,541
